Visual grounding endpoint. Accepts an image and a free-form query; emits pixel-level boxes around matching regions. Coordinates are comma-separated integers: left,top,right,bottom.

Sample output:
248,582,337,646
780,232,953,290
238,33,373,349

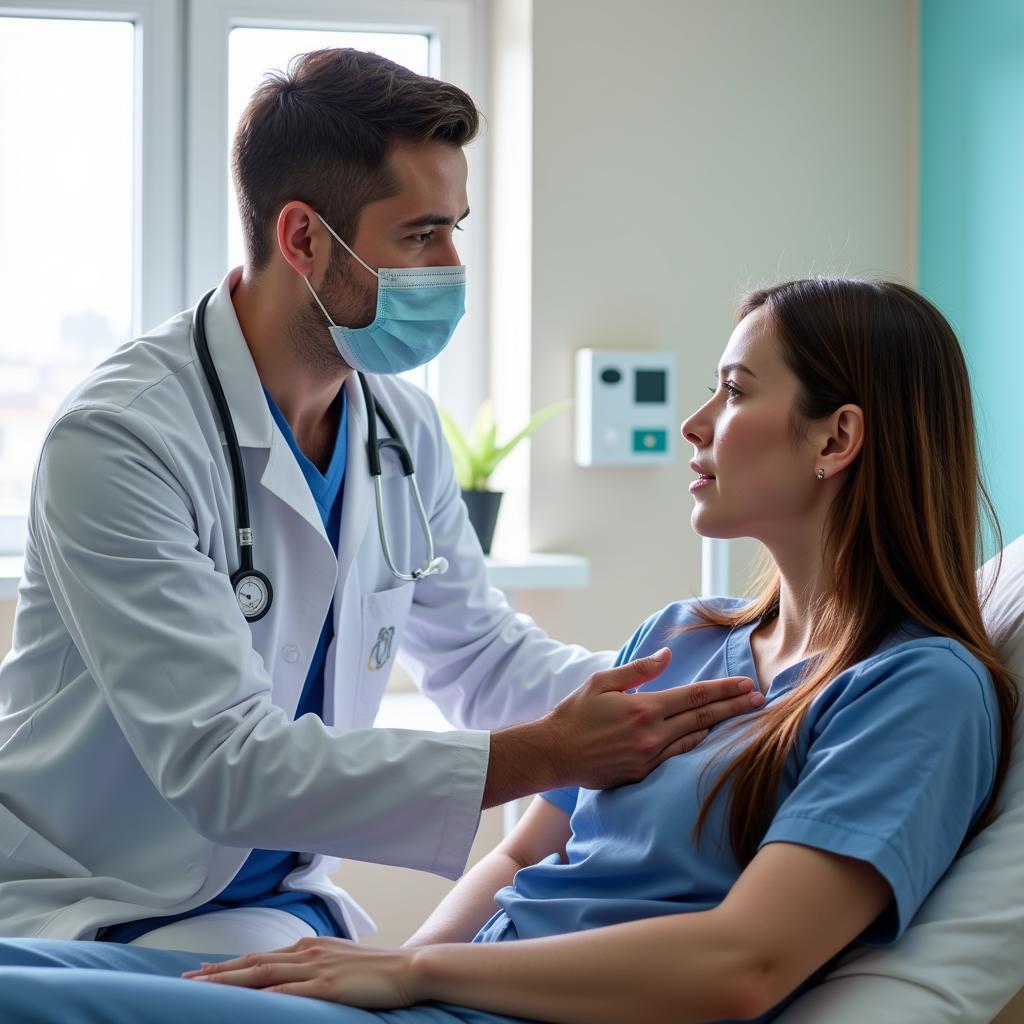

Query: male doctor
0,48,755,954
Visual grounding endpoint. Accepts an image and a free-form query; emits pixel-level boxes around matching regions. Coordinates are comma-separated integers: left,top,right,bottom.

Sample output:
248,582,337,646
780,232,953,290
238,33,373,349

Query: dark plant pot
461,489,503,554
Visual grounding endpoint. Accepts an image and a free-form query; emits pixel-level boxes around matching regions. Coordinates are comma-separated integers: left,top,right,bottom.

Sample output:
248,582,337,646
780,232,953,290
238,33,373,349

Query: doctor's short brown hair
232,47,480,269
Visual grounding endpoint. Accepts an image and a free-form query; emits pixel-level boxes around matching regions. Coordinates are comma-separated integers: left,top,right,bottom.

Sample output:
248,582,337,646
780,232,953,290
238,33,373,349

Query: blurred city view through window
0,17,429,525
0,17,134,517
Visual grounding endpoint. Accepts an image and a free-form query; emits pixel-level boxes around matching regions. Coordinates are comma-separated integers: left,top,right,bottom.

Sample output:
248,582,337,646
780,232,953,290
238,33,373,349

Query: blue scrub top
102,389,350,945
474,599,999,1022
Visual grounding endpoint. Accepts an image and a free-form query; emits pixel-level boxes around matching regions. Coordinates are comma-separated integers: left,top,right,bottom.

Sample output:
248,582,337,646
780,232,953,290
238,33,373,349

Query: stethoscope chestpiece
231,567,274,622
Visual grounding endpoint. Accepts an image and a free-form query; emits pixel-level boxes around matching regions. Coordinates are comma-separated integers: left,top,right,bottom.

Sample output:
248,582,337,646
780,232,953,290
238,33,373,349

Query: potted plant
439,399,568,554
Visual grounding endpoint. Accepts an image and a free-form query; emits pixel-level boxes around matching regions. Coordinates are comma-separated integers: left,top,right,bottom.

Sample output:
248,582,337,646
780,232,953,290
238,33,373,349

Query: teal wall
920,0,1024,545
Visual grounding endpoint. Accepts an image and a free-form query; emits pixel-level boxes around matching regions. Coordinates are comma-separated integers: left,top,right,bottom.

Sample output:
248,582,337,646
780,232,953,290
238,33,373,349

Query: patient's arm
777,767,1024,1024
192,838,890,1023
403,796,572,947
411,841,891,1023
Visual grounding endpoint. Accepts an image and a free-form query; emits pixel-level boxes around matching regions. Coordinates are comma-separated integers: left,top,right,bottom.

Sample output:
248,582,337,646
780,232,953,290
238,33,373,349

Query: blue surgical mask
302,212,466,375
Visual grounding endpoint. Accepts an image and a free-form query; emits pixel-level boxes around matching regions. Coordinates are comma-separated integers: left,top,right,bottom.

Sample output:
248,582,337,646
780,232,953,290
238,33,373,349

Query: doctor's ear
276,202,327,280
810,403,864,480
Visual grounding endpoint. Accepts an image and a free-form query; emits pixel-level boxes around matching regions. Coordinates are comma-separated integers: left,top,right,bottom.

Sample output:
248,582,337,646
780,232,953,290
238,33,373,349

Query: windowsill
482,552,589,591
0,553,590,601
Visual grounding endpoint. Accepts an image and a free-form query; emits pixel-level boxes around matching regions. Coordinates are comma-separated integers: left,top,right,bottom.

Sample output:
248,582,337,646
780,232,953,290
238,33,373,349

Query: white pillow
777,535,1024,1023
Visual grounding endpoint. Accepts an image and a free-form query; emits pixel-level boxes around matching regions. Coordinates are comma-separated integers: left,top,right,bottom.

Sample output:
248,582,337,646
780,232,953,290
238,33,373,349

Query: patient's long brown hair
691,278,1018,865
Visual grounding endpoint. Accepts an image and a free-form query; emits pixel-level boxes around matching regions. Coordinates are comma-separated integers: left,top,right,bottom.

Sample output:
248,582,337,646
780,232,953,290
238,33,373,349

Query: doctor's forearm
481,722,562,808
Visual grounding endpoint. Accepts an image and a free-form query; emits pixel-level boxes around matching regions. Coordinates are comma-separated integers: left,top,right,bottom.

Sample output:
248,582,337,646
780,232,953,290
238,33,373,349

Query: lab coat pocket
355,583,415,726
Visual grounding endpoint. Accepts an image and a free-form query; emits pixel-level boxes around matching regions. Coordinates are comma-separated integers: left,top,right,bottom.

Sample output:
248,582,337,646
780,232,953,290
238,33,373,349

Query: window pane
226,28,432,391
0,17,135,516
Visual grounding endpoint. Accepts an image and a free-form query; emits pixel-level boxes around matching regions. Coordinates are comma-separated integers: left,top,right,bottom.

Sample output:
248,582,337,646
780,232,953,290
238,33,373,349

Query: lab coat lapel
258,432,332,546
336,373,374,586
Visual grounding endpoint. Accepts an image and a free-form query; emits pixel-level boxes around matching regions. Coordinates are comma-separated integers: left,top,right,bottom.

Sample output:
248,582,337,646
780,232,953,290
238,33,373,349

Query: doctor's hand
183,937,423,1008
538,648,761,791
482,649,761,806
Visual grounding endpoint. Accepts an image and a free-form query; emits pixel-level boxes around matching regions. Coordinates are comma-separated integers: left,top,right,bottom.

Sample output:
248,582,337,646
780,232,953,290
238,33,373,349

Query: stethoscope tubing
193,290,254,573
191,288,446,618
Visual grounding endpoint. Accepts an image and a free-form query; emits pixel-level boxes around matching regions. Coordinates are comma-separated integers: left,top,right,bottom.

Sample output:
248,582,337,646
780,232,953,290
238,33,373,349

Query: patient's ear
811,404,863,479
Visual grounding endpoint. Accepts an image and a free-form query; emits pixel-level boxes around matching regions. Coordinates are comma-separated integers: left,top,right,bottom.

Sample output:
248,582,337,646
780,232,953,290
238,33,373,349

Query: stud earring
815,468,825,480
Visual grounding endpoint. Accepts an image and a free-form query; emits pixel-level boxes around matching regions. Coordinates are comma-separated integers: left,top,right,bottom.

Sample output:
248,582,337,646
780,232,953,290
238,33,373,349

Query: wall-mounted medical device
575,349,676,466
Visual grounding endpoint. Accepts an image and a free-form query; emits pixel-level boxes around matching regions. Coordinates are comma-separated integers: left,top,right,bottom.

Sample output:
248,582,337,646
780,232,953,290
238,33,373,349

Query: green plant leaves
439,399,570,491
470,400,496,456
483,401,568,480
438,407,477,491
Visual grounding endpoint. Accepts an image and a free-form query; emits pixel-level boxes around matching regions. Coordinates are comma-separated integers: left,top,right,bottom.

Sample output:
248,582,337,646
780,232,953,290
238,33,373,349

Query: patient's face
681,307,820,543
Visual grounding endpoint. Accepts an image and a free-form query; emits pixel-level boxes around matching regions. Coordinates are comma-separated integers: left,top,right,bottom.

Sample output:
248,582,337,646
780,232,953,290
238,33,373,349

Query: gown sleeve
761,641,998,944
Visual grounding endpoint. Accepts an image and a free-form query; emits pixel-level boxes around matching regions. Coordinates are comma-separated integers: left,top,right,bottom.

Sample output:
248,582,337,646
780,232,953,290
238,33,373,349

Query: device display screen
634,369,666,404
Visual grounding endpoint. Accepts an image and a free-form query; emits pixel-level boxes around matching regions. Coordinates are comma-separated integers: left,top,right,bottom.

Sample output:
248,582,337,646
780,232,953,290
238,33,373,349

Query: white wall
0,0,918,945
516,0,918,651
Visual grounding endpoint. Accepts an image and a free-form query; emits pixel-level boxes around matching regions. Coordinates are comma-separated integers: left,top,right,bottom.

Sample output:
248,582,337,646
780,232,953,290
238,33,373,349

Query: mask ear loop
302,274,340,327
301,210,382,324
314,212,380,279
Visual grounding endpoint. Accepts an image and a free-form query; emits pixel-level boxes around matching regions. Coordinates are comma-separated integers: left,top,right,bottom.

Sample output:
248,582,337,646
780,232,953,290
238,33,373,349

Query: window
0,0,486,552
0,11,139,551
0,19,134,505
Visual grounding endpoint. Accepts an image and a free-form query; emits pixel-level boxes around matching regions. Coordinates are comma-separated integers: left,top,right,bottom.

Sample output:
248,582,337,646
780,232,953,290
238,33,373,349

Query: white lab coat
0,270,611,941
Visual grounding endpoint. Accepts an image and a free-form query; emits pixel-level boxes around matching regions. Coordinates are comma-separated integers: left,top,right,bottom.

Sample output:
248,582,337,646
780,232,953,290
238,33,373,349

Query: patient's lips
689,459,716,492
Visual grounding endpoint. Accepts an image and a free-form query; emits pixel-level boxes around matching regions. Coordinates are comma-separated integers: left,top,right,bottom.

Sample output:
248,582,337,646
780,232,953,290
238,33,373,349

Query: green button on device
632,429,667,453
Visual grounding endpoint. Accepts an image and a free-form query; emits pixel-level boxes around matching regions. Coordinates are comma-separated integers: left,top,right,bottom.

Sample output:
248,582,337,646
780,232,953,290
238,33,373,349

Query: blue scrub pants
0,939,531,1024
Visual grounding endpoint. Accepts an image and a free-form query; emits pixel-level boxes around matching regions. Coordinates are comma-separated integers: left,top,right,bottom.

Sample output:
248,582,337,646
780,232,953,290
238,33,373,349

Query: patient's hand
182,936,422,1007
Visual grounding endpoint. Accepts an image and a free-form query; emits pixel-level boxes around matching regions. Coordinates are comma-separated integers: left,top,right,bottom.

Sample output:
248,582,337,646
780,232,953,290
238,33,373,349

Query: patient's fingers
182,948,306,978
185,960,312,990
184,936,355,979
262,978,329,998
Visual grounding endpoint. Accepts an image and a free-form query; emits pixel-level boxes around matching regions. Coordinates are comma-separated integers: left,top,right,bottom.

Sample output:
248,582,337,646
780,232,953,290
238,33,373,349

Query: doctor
0,48,757,955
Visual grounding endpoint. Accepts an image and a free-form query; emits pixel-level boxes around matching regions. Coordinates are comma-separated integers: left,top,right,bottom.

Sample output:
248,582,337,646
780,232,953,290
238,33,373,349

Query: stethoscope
192,289,448,623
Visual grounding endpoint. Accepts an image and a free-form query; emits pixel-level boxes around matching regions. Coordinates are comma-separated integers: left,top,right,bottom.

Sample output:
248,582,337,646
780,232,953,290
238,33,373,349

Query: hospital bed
777,535,1024,1023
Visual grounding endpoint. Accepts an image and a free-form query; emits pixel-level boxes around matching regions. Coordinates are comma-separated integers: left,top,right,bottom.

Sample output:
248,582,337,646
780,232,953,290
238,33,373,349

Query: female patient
0,277,1016,1024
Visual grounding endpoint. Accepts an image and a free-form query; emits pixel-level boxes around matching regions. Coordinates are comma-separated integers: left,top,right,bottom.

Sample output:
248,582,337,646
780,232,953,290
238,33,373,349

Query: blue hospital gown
0,599,999,1024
